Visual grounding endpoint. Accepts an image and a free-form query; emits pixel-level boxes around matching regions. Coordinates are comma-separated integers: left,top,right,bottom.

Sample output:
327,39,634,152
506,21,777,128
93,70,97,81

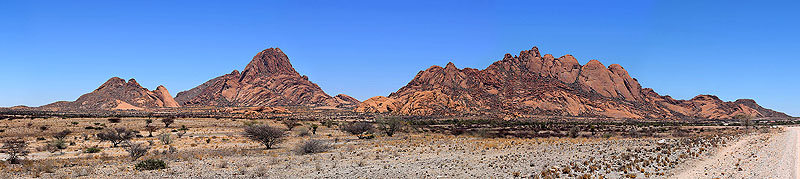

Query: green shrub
108,118,121,123
135,159,167,170
85,147,102,153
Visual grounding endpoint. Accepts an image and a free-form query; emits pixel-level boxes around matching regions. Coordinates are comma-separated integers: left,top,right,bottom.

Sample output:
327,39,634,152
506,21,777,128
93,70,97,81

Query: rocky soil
4,117,793,178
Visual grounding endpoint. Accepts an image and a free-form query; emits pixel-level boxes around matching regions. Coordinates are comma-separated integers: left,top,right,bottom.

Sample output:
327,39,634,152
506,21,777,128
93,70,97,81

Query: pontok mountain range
30,46,791,120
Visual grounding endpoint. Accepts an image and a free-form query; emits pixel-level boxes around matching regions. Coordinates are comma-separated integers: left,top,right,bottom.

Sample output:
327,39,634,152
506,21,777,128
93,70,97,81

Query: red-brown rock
175,48,354,107
42,77,180,110
356,46,791,119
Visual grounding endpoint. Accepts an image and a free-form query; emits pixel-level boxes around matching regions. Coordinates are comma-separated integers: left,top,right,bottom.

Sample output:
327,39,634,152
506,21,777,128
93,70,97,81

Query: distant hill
42,77,179,110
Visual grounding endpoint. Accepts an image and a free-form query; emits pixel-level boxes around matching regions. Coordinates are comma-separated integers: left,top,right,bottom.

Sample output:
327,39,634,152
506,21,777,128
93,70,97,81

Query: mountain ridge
356,46,791,119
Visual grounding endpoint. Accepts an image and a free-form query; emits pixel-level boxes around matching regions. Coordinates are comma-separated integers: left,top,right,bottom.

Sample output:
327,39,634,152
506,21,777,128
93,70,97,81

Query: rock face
175,48,357,108
333,94,361,108
42,77,180,110
356,46,791,119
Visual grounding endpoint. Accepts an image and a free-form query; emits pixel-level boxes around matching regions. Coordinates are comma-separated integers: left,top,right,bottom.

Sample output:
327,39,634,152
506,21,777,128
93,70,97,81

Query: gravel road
673,127,799,179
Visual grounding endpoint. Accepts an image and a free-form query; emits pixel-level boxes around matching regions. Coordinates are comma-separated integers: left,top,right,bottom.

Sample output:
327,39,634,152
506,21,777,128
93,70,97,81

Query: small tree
176,125,189,138
96,128,135,147
568,126,580,138
377,117,404,137
243,125,285,149
340,122,374,135
145,119,153,127
47,139,67,154
735,115,753,129
310,124,319,134
145,126,158,137
162,117,175,128
123,142,150,161
282,119,299,131
1,138,29,164
53,129,72,140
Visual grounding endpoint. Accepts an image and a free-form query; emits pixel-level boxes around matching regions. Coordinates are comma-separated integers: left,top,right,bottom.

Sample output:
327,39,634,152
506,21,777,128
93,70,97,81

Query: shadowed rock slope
356,46,791,119
175,48,358,108
42,77,180,110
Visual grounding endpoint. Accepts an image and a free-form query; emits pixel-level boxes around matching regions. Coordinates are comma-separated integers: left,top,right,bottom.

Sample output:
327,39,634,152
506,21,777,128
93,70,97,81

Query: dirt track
673,127,798,179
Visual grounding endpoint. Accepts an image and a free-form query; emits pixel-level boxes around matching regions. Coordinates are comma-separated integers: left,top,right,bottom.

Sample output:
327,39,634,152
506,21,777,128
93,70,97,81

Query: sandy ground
673,127,798,179
2,117,795,178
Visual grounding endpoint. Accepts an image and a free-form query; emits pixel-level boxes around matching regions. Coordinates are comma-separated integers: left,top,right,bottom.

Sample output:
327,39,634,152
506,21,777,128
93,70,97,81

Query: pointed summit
96,77,126,91
175,47,354,107
240,48,300,82
445,62,457,70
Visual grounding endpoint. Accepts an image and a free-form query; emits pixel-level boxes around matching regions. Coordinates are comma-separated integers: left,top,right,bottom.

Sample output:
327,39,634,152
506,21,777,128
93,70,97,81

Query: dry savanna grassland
0,116,797,179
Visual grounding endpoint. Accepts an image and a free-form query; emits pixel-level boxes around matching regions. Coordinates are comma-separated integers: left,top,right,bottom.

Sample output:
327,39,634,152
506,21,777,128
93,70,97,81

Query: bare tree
123,142,150,161
162,117,175,128
96,128,135,147
145,126,158,137
176,125,189,138
377,117,405,137
243,125,285,149
1,138,29,164
282,119,299,131
53,129,72,140
340,122,374,135
294,139,331,155
735,115,753,129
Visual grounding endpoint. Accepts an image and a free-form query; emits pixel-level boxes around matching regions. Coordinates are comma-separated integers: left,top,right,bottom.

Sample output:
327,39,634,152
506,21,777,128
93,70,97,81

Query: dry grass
0,117,759,178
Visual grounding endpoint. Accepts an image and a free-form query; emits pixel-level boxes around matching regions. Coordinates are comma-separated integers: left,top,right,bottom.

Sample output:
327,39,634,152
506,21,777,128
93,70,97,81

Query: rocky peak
576,60,643,101
445,62,457,70
175,47,347,107
96,77,126,91
525,46,541,58
127,78,140,87
152,85,180,107
734,99,757,105
691,95,722,102
240,48,300,82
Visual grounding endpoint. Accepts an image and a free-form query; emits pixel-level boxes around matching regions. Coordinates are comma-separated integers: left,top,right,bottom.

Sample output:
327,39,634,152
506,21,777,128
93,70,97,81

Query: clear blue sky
1,0,797,116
